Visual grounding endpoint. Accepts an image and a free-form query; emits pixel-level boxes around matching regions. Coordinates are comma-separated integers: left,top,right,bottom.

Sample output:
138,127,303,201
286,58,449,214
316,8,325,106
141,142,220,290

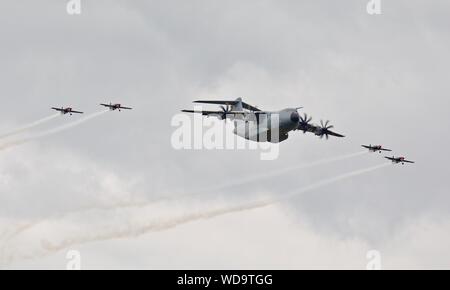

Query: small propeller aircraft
385,156,415,165
182,98,345,143
52,107,83,115
362,144,392,153
101,103,133,111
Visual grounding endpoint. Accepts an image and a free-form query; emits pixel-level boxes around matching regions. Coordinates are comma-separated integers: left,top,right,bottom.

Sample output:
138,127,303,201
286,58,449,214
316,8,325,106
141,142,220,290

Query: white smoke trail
72,150,369,208
117,151,368,205
196,151,368,194
0,222,36,245
0,114,60,139
2,150,368,246
1,163,389,263
0,110,108,151
98,151,368,205
3,150,368,240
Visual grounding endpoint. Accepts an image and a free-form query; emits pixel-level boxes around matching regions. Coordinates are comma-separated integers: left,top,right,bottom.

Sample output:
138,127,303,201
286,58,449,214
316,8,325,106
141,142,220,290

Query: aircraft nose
290,111,300,123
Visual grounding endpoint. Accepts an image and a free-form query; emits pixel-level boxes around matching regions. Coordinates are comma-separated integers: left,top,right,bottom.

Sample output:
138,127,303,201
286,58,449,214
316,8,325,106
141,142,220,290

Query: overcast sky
0,0,449,269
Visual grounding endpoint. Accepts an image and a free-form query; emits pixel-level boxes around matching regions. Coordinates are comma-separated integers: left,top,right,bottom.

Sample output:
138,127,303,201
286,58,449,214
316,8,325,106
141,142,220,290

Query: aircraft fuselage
232,109,300,143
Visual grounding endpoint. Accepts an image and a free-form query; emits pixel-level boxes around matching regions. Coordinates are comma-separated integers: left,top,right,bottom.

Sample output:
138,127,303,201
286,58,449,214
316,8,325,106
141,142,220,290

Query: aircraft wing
101,104,132,110
361,145,371,149
182,109,267,118
385,157,395,161
403,160,415,163
71,110,84,114
193,100,237,106
325,130,345,138
194,100,261,112
380,148,392,152
297,124,316,133
182,109,226,118
51,107,63,112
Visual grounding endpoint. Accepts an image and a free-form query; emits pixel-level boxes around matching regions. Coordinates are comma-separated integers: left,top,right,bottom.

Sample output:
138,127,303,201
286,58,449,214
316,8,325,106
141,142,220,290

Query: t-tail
231,97,244,111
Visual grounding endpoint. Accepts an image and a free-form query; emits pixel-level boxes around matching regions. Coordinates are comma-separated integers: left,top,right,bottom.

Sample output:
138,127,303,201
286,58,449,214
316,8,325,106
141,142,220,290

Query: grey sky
0,0,450,269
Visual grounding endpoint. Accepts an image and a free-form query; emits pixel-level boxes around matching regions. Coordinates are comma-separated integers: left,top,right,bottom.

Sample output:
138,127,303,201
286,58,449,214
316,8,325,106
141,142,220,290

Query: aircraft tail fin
231,97,244,111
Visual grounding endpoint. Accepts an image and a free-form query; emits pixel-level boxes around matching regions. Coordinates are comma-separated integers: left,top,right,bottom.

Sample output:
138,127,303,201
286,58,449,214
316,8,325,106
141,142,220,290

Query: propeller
298,113,313,133
317,120,335,140
219,105,232,120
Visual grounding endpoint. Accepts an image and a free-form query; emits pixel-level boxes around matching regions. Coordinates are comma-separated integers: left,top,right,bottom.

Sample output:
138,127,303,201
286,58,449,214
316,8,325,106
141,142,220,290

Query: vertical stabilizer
232,97,244,111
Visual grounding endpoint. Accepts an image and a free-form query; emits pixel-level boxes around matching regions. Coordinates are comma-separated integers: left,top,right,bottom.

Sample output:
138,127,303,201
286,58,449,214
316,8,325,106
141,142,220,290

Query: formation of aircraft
101,103,133,111
362,144,415,165
52,103,132,115
182,98,345,143
182,97,415,164
50,99,415,165
52,107,83,115
362,144,392,153
385,156,415,165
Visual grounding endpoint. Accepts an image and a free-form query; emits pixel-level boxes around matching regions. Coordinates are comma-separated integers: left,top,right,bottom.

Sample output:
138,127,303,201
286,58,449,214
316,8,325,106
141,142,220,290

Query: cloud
0,0,450,268
0,162,389,265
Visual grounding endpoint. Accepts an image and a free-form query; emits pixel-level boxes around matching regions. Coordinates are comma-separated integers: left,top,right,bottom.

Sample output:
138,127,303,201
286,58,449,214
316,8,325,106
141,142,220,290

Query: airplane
182,98,345,143
101,103,133,111
385,156,415,165
52,107,83,115
362,144,392,153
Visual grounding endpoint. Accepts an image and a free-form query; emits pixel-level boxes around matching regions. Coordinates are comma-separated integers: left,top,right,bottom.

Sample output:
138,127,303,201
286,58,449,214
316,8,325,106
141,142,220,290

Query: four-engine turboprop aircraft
182,98,345,143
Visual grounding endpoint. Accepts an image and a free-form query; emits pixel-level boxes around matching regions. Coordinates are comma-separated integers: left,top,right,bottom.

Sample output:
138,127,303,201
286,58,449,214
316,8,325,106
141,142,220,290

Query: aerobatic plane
101,103,133,111
385,156,415,165
362,144,392,153
182,98,345,143
52,107,83,115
